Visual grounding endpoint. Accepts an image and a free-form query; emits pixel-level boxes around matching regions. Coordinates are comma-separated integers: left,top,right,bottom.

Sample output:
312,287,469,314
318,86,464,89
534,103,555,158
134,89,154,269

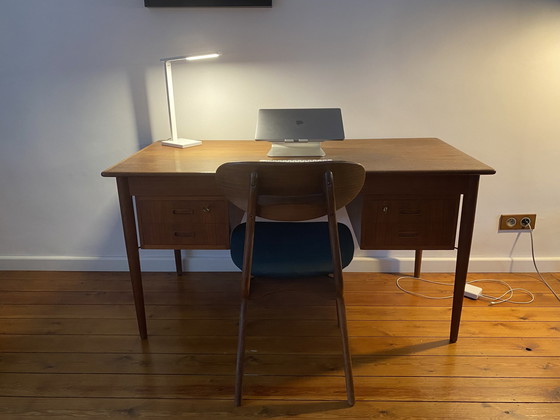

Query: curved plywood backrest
216,161,365,221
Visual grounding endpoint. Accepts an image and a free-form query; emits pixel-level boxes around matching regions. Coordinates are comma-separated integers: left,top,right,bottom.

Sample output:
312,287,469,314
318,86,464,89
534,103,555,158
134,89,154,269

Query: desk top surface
102,138,495,177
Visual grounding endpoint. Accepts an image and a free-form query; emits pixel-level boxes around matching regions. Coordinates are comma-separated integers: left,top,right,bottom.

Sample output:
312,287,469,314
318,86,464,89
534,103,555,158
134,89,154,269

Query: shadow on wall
127,65,154,149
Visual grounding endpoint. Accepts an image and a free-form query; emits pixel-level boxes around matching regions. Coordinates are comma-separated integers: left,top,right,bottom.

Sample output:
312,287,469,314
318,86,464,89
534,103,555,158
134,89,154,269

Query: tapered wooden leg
414,249,423,278
116,177,147,339
336,296,355,406
450,176,480,343
174,250,183,276
235,173,257,406
234,298,249,406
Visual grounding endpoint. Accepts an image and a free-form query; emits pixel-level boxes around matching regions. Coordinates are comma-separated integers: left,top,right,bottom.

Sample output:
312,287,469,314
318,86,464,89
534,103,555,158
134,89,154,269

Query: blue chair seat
230,222,354,277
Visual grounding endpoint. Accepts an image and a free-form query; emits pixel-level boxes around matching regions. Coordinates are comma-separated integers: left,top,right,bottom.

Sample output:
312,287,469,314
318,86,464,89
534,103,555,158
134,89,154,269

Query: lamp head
186,53,220,61
161,53,220,63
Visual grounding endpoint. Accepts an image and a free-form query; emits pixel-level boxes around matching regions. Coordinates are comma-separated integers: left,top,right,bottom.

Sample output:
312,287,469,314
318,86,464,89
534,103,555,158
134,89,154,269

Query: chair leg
336,296,355,406
234,297,249,406
335,298,340,328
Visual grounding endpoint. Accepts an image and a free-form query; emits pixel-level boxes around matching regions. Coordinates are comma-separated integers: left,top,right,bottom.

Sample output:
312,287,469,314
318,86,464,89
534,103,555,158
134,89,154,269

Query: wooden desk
102,138,495,342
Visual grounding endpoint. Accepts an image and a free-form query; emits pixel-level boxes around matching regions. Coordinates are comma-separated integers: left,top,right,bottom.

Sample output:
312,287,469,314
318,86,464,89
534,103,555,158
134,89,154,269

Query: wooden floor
0,271,559,419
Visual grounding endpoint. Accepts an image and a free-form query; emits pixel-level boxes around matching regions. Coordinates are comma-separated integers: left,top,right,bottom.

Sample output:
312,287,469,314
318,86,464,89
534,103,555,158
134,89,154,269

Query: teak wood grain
101,139,495,176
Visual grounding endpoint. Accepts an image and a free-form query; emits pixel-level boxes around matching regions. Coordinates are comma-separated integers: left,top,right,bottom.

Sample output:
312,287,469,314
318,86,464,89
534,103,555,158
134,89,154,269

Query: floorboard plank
1,352,559,377
2,318,560,338
3,290,559,306
0,398,557,419
3,304,560,322
0,373,559,403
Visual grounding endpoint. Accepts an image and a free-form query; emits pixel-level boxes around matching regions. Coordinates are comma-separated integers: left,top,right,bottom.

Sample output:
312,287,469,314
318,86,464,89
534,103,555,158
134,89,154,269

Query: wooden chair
216,160,365,406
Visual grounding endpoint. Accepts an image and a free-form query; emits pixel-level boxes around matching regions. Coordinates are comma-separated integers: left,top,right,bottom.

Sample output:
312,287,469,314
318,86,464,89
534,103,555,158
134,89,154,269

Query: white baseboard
347,256,560,273
1,253,559,273
0,253,238,272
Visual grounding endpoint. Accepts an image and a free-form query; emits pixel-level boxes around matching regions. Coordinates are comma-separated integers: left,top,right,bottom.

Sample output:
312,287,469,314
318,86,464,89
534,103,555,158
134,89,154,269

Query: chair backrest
216,161,365,221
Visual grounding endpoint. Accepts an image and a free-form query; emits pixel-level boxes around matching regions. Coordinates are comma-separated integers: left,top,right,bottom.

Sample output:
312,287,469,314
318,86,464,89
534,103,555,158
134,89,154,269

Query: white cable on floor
396,221,560,305
396,275,534,304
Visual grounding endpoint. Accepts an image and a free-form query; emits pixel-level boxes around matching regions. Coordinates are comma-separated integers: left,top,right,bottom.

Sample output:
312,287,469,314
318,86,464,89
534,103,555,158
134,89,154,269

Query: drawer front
136,198,229,248
136,199,226,224
360,196,460,250
139,221,228,247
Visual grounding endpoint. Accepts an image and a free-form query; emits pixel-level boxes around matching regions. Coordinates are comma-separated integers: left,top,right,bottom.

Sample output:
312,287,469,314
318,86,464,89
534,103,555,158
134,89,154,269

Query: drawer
136,199,226,224
356,195,460,250
139,221,228,248
136,198,229,248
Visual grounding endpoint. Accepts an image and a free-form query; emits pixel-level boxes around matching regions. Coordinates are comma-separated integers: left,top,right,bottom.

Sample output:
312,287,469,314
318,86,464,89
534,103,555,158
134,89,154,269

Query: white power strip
464,284,483,300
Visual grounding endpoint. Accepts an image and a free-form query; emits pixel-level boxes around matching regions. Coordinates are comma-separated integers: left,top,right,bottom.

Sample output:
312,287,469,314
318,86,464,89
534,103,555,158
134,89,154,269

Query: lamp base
161,138,202,149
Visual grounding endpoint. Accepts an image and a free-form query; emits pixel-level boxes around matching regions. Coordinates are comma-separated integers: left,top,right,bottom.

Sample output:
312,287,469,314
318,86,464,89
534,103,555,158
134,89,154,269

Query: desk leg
174,250,183,276
116,177,148,340
450,176,480,343
414,250,422,278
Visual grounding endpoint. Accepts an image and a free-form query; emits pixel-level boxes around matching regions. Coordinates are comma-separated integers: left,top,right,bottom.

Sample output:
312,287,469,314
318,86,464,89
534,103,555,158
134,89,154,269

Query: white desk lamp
160,53,220,148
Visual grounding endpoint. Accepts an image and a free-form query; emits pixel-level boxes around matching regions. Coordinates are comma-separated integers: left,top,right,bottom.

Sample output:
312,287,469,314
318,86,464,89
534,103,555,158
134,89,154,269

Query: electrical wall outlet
499,214,536,231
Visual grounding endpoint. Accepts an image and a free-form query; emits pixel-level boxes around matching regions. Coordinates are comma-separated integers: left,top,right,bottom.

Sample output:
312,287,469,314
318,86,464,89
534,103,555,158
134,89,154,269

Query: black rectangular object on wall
145,0,271,6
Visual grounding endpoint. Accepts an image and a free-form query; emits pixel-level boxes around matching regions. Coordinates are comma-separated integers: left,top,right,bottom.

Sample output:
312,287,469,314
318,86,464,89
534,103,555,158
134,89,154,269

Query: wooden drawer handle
173,207,212,215
398,232,419,238
382,207,421,215
174,232,195,238
400,209,421,215
173,209,195,215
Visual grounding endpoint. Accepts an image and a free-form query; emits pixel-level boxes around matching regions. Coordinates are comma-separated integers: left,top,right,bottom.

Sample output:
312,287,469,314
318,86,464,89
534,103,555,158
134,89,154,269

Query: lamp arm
164,60,178,142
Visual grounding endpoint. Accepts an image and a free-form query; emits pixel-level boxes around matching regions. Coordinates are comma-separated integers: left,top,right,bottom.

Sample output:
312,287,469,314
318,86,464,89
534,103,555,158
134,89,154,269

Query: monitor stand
267,142,326,157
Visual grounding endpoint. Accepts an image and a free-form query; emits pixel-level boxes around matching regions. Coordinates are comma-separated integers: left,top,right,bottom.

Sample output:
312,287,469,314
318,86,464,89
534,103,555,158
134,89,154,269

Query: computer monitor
255,108,345,157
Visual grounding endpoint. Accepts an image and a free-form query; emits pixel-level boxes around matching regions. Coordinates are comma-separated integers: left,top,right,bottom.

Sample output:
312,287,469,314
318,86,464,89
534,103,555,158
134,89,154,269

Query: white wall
1,0,559,272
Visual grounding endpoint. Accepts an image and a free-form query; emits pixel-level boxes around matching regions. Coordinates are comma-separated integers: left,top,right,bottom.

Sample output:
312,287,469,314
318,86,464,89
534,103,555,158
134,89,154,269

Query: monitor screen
255,108,345,157
255,108,345,143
